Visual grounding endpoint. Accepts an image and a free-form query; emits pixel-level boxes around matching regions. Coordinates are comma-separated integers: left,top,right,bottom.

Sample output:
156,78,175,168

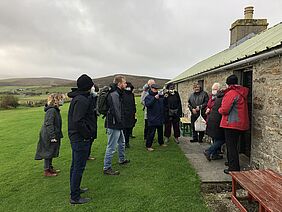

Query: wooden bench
230,169,282,212
180,117,192,137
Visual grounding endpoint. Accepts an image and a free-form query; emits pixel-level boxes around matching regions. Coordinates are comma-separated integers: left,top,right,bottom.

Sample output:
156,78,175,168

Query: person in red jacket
218,74,249,174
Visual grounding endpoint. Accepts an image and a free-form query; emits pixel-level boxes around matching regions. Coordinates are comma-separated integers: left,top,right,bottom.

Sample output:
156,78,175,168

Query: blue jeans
206,138,225,156
103,129,125,170
70,141,90,201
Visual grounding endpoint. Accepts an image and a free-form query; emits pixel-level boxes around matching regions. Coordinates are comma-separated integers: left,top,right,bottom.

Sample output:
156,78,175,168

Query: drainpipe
173,46,282,83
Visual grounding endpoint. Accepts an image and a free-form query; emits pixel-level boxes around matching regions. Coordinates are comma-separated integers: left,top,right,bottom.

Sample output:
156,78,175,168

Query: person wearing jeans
204,84,226,161
103,75,130,175
68,74,97,204
104,129,125,170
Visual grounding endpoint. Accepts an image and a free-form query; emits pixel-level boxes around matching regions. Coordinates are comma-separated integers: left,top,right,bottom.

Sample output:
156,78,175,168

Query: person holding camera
144,84,167,151
164,83,182,144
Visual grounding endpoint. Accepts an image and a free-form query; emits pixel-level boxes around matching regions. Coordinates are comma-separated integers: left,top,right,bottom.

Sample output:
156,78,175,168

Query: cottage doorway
240,70,253,158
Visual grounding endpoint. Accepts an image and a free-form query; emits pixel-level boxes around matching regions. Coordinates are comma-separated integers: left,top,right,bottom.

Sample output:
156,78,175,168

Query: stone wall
176,70,233,111
252,55,282,173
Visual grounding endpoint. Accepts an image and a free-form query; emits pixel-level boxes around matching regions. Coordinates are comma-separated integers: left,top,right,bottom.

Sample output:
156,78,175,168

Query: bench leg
231,178,247,212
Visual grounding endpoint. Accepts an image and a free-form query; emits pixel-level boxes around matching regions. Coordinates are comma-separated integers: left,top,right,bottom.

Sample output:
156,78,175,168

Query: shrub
0,95,20,109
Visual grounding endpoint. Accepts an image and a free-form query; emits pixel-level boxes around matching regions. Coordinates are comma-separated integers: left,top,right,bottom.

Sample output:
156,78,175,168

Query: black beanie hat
226,74,238,85
77,74,94,91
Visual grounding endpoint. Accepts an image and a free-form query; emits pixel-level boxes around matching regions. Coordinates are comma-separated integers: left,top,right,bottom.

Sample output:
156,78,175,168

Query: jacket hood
228,85,249,99
44,104,59,112
67,88,90,98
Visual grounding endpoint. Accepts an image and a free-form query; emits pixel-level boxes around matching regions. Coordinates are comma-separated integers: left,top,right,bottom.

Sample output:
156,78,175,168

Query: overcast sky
0,0,281,80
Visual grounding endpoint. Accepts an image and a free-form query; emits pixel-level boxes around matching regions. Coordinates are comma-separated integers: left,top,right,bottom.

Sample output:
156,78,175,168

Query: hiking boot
80,188,89,194
223,169,230,175
147,147,154,152
174,137,180,144
203,150,211,161
103,168,120,175
211,154,223,160
50,166,60,173
70,198,91,205
125,143,130,148
87,156,96,160
44,169,58,177
160,144,167,147
119,159,130,165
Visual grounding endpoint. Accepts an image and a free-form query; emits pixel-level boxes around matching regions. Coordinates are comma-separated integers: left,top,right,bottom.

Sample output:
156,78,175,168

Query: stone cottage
170,7,282,173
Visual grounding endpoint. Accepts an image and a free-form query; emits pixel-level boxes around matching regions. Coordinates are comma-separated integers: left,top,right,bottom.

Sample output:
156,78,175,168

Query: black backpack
97,83,116,116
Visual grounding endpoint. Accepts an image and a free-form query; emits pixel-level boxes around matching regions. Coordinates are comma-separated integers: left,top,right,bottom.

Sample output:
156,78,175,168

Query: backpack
97,86,111,116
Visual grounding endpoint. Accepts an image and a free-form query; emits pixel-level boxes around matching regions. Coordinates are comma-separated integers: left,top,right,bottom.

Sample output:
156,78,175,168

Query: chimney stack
230,6,268,47
244,6,254,19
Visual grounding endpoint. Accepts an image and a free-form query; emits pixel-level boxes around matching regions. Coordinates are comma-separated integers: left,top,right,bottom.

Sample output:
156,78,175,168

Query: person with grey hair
188,83,209,143
141,79,155,141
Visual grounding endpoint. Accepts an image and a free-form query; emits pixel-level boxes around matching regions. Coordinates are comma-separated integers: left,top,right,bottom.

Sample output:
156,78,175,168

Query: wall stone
251,55,282,173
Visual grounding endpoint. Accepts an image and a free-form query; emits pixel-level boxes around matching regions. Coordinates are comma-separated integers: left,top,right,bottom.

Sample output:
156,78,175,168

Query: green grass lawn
0,98,209,212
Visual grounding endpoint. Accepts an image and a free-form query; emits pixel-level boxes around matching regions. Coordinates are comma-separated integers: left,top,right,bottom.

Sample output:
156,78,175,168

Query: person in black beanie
68,74,97,204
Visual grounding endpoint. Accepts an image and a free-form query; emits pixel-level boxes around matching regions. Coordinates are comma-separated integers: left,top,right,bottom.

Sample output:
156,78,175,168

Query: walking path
178,136,251,183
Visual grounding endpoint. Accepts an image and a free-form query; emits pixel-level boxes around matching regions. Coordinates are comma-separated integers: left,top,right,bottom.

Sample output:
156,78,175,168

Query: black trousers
225,128,243,171
87,140,94,158
123,128,131,146
70,141,90,201
164,120,180,138
144,119,148,140
44,158,53,170
146,125,164,148
191,115,205,141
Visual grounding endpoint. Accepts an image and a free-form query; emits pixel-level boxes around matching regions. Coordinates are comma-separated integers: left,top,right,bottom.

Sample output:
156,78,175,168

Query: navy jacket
145,90,164,127
67,89,97,142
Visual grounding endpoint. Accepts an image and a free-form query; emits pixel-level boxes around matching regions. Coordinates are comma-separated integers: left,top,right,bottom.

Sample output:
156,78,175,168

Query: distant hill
0,77,74,86
0,75,170,90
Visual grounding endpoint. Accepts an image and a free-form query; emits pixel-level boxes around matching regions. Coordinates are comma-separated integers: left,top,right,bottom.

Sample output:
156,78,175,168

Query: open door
234,69,252,158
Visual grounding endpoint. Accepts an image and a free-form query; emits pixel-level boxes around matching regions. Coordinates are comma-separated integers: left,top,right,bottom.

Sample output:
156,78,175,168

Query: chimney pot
244,6,254,19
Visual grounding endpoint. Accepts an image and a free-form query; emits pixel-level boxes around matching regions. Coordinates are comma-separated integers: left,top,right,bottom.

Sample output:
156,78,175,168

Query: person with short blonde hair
35,93,64,177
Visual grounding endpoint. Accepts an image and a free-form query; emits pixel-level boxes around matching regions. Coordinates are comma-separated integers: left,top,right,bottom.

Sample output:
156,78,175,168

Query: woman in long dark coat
204,90,225,161
35,94,64,177
123,82,136,148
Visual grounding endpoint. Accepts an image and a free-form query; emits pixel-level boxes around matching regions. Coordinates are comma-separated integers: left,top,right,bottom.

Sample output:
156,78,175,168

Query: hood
67,88,90,98
44,104,59,112
228,85,249,99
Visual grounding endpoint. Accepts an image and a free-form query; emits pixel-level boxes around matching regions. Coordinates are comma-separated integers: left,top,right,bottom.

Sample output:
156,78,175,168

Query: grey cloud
0,0,281,79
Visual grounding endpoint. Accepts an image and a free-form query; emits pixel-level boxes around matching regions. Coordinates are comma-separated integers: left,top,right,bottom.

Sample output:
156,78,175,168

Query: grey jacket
105,88,125,129
141,90,149,119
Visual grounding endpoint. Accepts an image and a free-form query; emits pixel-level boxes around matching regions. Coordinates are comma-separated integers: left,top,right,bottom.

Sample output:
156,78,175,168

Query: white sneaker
164,137,169,143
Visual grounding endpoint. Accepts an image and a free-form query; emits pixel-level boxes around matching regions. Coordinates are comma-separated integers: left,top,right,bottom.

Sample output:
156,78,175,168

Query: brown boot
50,166,60,174
44,169,58,177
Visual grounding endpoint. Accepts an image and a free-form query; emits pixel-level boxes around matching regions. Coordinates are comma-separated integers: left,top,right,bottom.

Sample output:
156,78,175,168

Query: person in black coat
145,84,167,151
188,83,209,143
204,90,225,161
35,94,64,177
87,84,99,160
164,83,182,144
68,74,97,205
122,82,136,148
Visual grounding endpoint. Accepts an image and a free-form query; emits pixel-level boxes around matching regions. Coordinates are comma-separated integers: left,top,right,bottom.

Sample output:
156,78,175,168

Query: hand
155,94,160,99
196,106,200,111
51,138,57,143
205,108,210,114
192,109,197,115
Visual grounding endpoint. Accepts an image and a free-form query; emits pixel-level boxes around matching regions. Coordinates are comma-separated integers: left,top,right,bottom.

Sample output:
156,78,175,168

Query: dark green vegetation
0,98,208,212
